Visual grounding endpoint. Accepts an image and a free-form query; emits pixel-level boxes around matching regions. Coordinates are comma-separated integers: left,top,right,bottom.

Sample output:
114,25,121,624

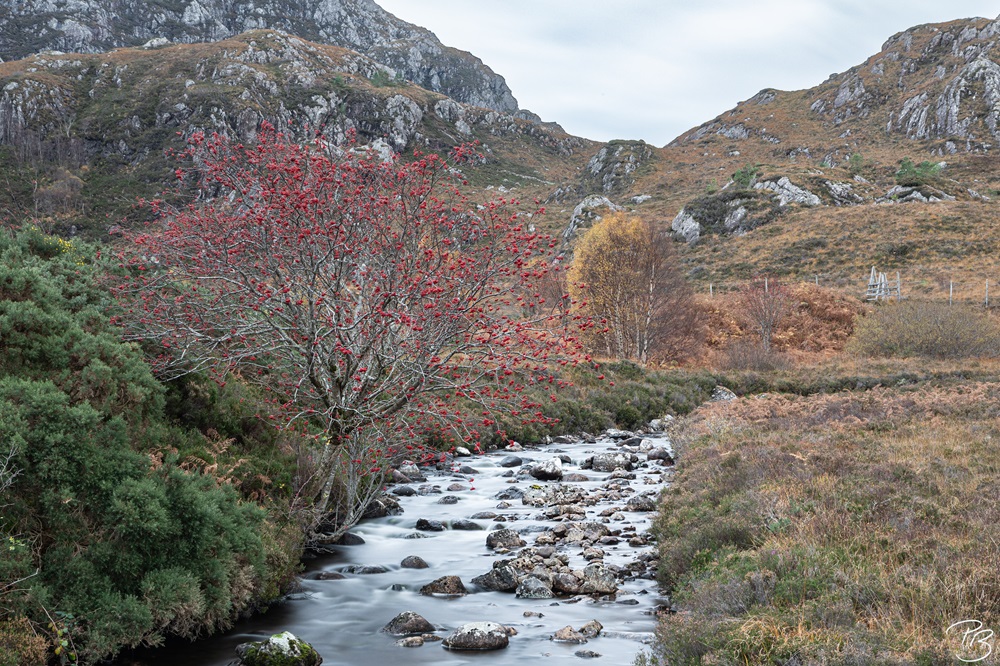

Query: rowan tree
568,213,700,363
114,126,589,535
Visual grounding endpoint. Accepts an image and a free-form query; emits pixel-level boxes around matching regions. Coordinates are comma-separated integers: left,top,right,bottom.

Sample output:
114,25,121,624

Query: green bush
894,158,942,187
847,301,1000,359
0,228,291,663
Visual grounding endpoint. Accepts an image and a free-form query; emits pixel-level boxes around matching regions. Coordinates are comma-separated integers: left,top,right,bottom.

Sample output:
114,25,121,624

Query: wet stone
416,518,445,532
419,575,468,596
437,495,460,505
391,485,417,497
552,626,588,643
400,555,429,569
382,611,436,636
451,519,484,531
446,484,468,492
442,622,509,651
486,528,526,550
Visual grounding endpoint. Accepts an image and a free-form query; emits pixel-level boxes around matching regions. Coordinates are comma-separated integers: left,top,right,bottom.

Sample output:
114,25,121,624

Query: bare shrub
848,300,1000,359
721,339,789,372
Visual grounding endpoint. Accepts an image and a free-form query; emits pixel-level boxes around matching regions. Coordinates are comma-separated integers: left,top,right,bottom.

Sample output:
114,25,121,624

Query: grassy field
643,353,1000,665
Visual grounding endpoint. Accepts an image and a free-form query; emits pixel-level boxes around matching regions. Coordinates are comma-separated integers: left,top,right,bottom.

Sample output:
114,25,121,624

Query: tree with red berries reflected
115,126,590,537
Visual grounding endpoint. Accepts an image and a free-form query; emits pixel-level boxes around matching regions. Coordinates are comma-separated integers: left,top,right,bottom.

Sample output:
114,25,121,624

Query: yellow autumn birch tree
568,213,701,363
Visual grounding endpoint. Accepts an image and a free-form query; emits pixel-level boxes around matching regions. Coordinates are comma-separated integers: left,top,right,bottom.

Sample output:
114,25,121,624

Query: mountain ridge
0,0,520,113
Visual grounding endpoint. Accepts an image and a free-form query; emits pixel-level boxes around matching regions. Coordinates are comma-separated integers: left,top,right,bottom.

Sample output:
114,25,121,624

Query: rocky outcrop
753,177,821,207
583,140,655,194
0,0,519,113
561,194,624,243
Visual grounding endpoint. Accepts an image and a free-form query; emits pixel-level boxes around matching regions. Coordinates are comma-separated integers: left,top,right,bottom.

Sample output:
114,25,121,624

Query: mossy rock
236,632,322,666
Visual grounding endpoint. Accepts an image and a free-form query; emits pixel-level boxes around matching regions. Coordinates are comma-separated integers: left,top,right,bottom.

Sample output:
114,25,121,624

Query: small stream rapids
135,430,673,665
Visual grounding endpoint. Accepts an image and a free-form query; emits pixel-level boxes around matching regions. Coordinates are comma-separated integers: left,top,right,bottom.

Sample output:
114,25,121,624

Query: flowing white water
132,434,672,665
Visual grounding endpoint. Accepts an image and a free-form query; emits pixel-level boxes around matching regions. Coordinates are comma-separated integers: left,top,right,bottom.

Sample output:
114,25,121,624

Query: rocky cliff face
0,0,519,113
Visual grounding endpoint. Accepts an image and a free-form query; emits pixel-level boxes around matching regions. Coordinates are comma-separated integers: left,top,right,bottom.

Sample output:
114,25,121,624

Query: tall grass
649,384,1000,664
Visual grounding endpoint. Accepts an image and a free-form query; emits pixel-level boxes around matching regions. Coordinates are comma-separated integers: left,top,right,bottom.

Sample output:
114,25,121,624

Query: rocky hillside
542,14,1000,296
0,29,595,238
0,0,520,113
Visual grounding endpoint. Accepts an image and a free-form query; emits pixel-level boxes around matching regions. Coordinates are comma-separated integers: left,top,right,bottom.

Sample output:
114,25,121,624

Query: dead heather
649,379,1000,665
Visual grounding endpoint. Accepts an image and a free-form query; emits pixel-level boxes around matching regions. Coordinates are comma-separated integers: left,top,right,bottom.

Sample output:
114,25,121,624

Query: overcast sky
375,1,1000,146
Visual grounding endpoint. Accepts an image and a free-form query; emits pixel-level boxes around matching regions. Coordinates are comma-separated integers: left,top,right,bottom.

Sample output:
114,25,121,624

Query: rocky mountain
0,0,519,113
0,29,593,237
550,14,1000,293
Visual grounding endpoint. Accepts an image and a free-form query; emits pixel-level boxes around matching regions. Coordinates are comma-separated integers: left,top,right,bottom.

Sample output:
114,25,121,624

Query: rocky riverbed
136,428,674,665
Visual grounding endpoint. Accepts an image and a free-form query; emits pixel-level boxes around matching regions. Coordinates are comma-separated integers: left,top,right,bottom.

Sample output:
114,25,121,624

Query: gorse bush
0,228,292,663
848,300,1000,359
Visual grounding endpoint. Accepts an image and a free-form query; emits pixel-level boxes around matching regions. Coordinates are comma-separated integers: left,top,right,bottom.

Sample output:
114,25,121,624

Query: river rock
499,455,523,467
396,636,424,647
486,528,526,550
579,620,603,638
400,555,429,569
530,458,563,481
563,473,590,482
454,446,472,457
363,494,403,518
344,564,389,575
442,622,510,651
580,564,618,595
382,611,436,636
235,631,322,666
626,493,658,512
398,461,426,482
472,562,521,591
390,469,412,484
515,575,554,599
451,519,484,531
576,649,602,658
420,575,468,596
551,626,587,643
469,511,497,519
495,487,524,500
391,485,417,497
314,571,346,580
416,518,445,532
552,572,583,595
437,495,460,505
590,452,633,472
646,447,674,464
335,532,365,545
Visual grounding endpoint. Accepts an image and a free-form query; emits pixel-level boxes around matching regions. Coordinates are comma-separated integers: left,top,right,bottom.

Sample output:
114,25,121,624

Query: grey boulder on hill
0,0,519,112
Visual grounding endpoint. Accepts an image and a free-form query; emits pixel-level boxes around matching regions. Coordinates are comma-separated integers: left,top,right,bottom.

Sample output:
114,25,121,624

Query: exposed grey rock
391,485,417,497
419,575,468,596
382,611,436,636
584,140,655,194
498,455,523,468
579,620,604,638
580,564,618,595
530,458,564,481
646,447,674,465
711,386,737,402
563,194,625,242
400,555,429,569
451,519,484,531
398,461,426,482
344,564,388,574
515,575,554,599
486,528,526,550
437,495,460,505
626,493,658,512
395,636,424,647
670,208,701,243
0,0,520,113
552,626,588,643
235,631,322,666
825,181,863,206
415,518,445,532
471,562,521,591
494,487,524,501
753,177,820,206
590,453,633,473
442,622,510,651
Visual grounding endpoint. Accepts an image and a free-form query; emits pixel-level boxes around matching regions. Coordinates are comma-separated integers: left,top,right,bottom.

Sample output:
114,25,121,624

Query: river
129,431,672,665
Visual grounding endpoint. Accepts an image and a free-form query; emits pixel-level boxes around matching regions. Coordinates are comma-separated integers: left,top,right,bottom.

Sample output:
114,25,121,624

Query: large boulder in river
515,575,554,599
471,562,521,591
529,458,563,481
486,528,526,550
626,493,658,512
235,631,322,666
400,555,429,569
420,575,468,596
580,564,618,595
589,452,633,472
442,622,510,651
397,461,426,482
381,611,436,636
362,494,403,518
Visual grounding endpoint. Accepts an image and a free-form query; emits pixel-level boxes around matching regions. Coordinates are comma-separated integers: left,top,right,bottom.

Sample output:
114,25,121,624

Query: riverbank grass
648,382,1000,665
